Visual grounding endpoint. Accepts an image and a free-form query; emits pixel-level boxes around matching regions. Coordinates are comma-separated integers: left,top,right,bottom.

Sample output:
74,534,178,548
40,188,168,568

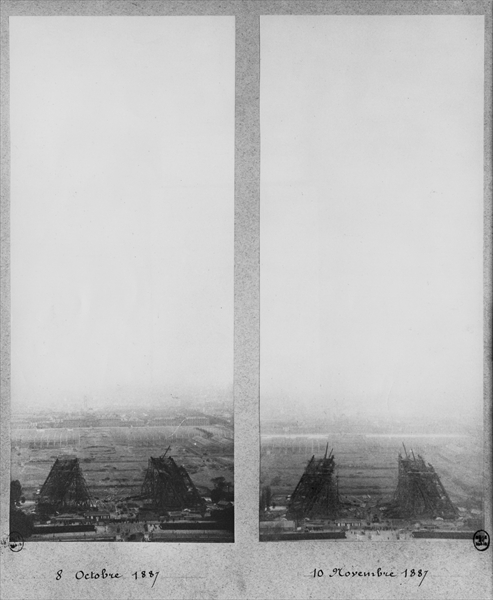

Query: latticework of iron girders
37,456,92,514
141,455,205,513
392,451,458,519
288,449,340,520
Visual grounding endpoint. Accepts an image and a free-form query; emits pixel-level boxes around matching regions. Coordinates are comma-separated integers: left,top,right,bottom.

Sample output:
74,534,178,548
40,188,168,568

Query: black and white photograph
9,16,235,543
260,15,486,543
1,3,492,600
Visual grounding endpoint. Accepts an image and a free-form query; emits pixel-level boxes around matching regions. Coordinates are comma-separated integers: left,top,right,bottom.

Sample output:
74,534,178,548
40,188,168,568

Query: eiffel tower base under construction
141,452,205,515
37,456,92,516
386,446,457,520
287,446,340,521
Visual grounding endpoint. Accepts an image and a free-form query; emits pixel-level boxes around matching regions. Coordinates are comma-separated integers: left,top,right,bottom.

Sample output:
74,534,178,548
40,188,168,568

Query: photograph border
1,2,491,599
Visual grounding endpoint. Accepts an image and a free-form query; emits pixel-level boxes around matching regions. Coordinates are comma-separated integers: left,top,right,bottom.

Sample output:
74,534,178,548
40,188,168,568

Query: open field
261,432,483,514
11,425,233,500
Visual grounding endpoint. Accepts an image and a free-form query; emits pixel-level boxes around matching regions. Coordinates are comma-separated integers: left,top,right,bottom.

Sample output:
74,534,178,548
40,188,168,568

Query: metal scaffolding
288,444,340,520
141,449,205,513
37,456,92,514
389,444,457,520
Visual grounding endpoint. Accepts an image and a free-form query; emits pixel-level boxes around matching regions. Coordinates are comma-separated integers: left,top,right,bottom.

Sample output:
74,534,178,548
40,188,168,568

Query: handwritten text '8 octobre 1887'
56,569,160,588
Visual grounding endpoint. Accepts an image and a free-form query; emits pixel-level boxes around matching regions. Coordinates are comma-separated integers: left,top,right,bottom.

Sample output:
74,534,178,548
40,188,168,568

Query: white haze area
260,16,484,425
10,17,234,410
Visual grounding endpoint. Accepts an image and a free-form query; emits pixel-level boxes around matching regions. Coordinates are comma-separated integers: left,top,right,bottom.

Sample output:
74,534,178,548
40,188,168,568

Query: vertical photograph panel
10,16,234,543
260,16,485,542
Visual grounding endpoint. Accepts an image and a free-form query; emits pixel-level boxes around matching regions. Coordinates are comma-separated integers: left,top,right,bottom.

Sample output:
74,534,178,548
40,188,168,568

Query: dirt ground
11,425,234,501
260,433,483,513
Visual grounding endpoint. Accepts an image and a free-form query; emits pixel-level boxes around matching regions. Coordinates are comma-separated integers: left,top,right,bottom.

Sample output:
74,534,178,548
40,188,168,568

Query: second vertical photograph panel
260,16,485,542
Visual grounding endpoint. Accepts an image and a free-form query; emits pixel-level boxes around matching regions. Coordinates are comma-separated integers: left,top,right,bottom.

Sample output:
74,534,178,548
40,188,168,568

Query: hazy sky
10,17,234,409
260,16,484,422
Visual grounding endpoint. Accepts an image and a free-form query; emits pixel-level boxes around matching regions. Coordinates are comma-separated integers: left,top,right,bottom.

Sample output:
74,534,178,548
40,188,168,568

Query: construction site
141,449,206,515
10,413,234,542
260,433,483,541
36,456,92,517
384,445,458,520
287,445,340,521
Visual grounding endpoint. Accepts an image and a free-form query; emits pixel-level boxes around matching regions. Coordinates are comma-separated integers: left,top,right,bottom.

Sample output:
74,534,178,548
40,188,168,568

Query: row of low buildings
150,416,211,427
14,415,213,429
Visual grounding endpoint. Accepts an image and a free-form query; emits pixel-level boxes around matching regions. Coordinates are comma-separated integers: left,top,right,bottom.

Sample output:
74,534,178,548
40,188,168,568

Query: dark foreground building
386,446,457,520
141,451,205,514
288,445,339,520
37,456,92,515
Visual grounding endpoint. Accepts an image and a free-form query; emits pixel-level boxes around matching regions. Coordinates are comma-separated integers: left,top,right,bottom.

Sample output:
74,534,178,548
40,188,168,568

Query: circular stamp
473,530,490,552
8,531,25,553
